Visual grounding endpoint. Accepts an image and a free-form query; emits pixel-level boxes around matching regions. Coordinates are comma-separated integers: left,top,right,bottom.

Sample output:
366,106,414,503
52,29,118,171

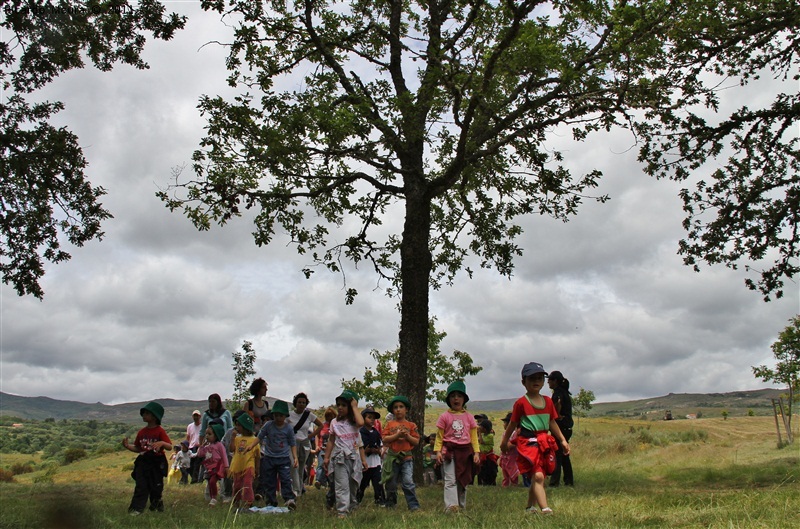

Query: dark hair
208,393,224,412
232,410,246,420
335,396,357,424
293,392,309,407
249,378,267,396
562,378,571,392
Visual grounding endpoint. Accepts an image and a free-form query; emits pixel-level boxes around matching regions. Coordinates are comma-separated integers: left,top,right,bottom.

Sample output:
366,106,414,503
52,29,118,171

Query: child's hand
122,437,130,449
561,440,571,456
292,458,299,468
436,452,443,465
500,441,508,454
323,457,330,469
472,453,480,465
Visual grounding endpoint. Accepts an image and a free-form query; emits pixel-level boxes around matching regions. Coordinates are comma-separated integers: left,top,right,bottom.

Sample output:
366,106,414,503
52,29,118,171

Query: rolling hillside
1,388,787,424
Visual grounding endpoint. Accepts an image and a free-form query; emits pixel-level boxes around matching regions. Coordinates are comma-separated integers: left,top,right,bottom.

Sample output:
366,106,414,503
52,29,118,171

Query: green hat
236,412,255,433
272,399,290,416
210,422,226,442
140,401,164,423
387,395,411,412
445,381,469,406
338,390,358,403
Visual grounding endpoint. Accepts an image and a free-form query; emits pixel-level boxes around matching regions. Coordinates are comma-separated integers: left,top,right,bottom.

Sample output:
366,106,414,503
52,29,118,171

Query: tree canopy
342,317,482,408
1,0,186,298
160,0,799,431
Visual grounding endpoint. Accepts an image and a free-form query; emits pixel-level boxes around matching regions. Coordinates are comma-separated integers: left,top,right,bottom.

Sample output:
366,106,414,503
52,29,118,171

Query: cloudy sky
2,3,797,409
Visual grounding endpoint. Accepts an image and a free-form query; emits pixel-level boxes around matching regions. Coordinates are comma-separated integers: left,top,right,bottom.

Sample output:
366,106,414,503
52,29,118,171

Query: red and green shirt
510,395,558,436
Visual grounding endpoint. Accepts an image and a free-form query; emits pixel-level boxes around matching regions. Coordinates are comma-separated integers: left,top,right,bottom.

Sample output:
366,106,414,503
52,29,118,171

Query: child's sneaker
209,499,217,506
541,507,554,515
286,499,297,511
525,507,539,514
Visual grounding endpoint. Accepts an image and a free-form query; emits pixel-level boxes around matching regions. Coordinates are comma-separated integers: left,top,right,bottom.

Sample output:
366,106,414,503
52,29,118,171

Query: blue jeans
261,456,295,505
385,458,419,510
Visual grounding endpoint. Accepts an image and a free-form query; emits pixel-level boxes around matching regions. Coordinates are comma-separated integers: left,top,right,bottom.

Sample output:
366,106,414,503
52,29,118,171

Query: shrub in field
10,462,35,475
63,447,88,464
0,468,15,482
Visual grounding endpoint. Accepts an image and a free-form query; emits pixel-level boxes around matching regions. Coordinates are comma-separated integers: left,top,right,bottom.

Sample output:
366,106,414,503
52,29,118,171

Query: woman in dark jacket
547,371,574,486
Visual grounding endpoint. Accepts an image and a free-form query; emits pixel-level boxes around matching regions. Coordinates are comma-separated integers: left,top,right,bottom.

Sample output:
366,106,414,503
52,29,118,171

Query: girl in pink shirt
434,381,480,512
197,423,229,506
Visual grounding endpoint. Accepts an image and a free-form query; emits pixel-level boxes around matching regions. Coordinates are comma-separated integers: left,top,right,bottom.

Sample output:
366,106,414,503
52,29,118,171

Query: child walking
477,419,498,485
498,413,520,487
434,381,479,512
176,441,193,485
198,422,229,506
257,400,298,510
228,413,260,509
380,395,421,511
122,401,172,515
324,390,367,518
500,362,571,515
357,406,385,506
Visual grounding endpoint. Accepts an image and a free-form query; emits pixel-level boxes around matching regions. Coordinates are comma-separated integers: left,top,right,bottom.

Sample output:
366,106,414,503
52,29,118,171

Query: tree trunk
396,180,432,481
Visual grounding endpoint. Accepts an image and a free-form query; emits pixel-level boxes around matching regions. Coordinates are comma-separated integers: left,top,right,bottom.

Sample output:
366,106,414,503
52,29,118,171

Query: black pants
477,458,498,485
357,466,385,504
129,455,167,513
189,447,202,483
550,427,573,486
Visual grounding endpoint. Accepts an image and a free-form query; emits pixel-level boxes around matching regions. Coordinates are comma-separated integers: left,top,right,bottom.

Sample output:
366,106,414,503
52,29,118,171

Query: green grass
1,416,797,528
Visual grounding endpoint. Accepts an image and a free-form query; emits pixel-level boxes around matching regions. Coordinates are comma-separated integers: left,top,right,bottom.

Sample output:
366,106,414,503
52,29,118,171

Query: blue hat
521,362,547,378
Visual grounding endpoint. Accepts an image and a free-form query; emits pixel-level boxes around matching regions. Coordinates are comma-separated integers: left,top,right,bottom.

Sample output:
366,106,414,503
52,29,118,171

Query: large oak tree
161,0,799,432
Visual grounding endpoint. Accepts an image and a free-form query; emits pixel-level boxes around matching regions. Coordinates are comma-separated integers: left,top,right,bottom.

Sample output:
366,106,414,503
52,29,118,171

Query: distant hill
0,393,277,425
1,389,786,423
468,388,786,419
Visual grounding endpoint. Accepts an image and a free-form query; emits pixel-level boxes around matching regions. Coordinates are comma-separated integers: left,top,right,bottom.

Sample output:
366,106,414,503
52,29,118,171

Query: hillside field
0,413,797,528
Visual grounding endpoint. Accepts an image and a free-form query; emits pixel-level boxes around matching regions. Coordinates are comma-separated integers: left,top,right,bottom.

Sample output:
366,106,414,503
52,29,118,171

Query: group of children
124,361,570,517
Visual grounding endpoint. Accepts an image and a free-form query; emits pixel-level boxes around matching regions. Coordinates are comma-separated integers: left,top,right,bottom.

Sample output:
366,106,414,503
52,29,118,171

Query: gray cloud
2,4,797,408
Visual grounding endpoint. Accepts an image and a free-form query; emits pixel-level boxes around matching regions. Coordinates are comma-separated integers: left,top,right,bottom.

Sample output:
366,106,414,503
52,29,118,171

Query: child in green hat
197,422,229,506
381,395,421,511
323,390,368,518
434,381,479,512
229,412,260,509
256,399,298,510
122,401,172,515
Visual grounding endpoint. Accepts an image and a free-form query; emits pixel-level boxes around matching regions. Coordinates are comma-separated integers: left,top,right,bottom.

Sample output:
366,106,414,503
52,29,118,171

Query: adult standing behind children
500,362,570,515
288,392,323,498
200,394,234,444
548,370,574,487
186,410,203,483
122,401,172,516
242,378,271,431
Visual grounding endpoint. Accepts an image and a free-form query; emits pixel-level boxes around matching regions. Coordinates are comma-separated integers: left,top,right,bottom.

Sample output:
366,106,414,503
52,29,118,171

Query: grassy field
0,416,797,528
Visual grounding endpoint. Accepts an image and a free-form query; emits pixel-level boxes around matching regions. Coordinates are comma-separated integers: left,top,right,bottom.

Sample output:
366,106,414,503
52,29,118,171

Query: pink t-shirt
436,410,477,446
330,418,361,453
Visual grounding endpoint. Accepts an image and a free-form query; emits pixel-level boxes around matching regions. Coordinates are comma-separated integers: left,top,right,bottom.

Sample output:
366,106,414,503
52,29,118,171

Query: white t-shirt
186,421,202,448
289,410,318,442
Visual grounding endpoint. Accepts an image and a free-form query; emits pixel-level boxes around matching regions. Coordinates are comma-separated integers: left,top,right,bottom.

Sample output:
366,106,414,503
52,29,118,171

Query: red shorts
516,438,543,477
